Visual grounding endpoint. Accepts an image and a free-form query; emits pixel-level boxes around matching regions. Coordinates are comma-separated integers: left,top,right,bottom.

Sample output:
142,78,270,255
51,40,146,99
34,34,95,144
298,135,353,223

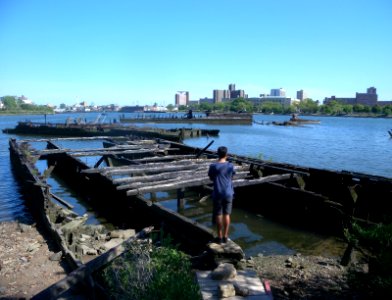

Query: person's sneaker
213,237,223,244
222,237,229,243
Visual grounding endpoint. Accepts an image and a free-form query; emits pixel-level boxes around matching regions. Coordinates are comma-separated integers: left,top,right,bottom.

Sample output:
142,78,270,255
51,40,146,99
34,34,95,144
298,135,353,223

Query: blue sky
1,0,391,106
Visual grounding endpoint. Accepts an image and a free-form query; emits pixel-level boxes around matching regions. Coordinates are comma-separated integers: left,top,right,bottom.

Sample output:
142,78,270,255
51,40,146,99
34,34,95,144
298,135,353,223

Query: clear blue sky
1,0,391,106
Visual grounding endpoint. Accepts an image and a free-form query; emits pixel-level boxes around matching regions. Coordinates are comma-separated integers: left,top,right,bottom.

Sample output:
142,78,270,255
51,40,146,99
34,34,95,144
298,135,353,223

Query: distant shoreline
1,110,392,119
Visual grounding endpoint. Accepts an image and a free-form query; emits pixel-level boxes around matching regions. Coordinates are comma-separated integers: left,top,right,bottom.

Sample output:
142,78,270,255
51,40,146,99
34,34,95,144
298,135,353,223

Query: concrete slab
196,268,273,300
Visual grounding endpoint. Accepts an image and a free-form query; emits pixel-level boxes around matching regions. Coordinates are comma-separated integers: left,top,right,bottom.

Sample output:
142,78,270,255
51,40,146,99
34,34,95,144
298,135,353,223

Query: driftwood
31,226,154,300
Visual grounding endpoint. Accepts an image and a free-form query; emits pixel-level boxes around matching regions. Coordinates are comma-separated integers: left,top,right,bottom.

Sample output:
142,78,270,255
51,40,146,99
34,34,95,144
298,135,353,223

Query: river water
0,112,391,257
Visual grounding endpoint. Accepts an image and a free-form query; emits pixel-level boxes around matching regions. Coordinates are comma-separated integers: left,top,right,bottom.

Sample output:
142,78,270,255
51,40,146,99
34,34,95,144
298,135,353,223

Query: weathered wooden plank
112,165,250,185
126,173,291,196
31,226,154,300
130,154,198,163
83,160,214,175
35,145,159,155
19,136,126,143
232,173,293,187
113,168,208,185
117,171,250,191
71,149,164,157
50,192,74,209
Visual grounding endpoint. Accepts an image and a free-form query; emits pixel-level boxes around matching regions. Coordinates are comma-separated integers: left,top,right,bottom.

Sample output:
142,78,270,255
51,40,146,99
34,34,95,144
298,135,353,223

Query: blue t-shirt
208,162,236,199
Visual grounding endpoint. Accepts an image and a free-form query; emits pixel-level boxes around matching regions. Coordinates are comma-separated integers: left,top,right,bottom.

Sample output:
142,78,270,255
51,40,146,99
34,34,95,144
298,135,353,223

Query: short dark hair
217,146,228,159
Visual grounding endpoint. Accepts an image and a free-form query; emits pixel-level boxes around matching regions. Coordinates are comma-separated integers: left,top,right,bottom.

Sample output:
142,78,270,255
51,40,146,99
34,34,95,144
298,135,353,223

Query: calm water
0,112,391,257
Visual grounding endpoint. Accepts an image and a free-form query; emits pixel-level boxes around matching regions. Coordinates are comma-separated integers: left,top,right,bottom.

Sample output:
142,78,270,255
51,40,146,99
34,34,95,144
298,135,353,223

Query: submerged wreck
2,121,219,142
9,135,392,298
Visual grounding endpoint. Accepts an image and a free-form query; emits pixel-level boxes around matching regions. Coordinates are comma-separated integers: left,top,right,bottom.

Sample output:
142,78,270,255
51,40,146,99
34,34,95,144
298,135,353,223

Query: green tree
229,98,253,112
1,96,18,109
298,98,319,114
382,105,392,116
166,104,174,111
372,105,383,114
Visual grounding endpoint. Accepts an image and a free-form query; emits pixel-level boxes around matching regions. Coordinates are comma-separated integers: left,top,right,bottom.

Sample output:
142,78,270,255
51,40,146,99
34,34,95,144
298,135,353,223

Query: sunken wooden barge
8,135,392,297
2,121,219,142
11,135,392,237
119,112,253,125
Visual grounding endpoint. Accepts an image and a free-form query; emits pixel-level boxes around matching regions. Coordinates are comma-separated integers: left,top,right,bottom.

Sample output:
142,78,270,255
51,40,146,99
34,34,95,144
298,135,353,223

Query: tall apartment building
296,90,308,101
230,89,245,99
356,87,378,106
270,88,286,97
213,89,230,103
228,84,236,93
324,87,378,106
175,91,189,106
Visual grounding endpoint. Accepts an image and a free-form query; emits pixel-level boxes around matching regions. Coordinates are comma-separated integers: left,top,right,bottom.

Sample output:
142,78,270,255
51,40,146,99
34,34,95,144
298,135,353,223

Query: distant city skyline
1,0,391,106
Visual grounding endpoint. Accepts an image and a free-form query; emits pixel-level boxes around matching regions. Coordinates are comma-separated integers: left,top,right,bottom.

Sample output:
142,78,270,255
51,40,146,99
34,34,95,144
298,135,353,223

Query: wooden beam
125,172,279,196
19,136,127,143
232,173,293,187
83,159,215,175
130,154,198,163
119,170,250,188
117,171,250,191
34,145,160,155
50,192,74,209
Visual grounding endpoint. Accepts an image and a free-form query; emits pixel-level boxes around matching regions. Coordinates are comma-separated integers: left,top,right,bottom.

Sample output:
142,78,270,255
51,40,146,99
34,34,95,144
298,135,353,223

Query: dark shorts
213,197,233,216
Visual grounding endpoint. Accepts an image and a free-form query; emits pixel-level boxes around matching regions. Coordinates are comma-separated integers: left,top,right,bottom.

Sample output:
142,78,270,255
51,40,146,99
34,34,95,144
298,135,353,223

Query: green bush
101,241,201,300
348,222,392,298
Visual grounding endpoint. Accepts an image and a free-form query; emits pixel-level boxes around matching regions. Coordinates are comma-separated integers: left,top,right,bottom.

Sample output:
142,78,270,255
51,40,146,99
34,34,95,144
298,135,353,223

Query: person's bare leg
223,214,231,238
216,214,223,238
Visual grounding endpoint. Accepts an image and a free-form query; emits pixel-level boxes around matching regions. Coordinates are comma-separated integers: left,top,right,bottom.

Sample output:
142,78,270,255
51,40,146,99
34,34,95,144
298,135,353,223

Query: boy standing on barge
208,146,235,244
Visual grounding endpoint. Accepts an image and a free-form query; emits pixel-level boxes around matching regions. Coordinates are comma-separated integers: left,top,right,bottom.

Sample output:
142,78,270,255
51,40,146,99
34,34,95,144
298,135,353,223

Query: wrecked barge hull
8,139,82,271
43,140,215,252
11,135,392,251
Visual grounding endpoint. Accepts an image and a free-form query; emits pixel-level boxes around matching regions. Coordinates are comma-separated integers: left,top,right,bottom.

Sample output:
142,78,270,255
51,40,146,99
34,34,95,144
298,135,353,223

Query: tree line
174,98,392,117
0,95,54,114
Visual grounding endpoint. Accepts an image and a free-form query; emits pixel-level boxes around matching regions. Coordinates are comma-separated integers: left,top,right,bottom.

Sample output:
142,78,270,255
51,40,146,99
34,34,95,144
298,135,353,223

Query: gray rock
234,282,250,296
109,229,136,240
102,238,123,251
211,263,237,280
219,283,236,298
49,251,62,261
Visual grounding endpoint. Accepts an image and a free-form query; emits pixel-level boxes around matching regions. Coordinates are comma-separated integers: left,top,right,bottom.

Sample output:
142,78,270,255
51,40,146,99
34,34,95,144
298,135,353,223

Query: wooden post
177,188,185,211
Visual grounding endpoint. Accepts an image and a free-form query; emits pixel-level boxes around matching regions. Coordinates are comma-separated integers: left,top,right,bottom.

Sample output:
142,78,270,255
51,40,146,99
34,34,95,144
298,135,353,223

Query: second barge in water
2,120,219,142
119,111,254,125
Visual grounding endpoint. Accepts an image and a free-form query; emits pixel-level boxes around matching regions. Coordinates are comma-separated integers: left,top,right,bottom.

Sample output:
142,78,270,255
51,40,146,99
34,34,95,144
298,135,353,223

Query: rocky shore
244,253,369,299
0,221,66,299
1,220,370,300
